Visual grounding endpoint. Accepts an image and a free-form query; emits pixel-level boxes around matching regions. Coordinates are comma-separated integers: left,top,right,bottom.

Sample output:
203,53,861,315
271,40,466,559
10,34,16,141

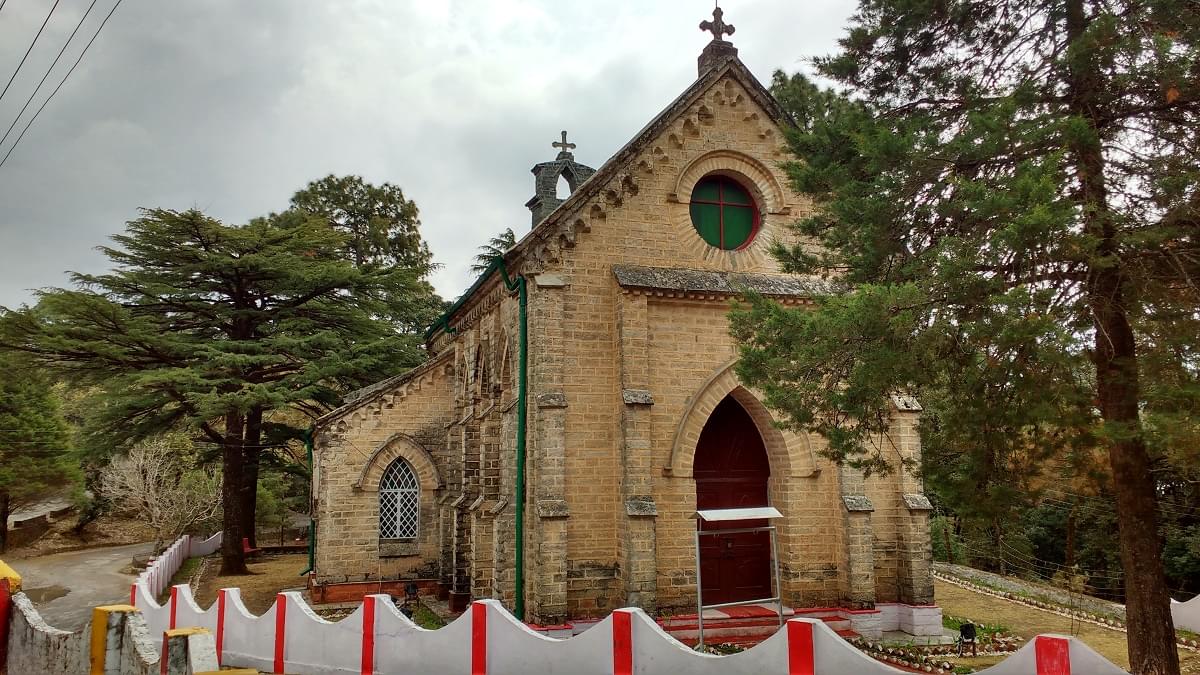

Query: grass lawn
935,579,1200,673
158,556,203,603
192,553,309,615
187,552,446,630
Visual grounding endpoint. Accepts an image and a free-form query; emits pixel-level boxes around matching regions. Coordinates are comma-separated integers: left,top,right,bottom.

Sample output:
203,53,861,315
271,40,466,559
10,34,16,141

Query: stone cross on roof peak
552,130,576,159
700,5,735,42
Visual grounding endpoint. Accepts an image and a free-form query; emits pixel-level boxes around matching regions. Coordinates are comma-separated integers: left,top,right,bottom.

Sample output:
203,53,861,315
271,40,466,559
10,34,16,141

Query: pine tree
1,208,440,573
0,352,73,553
290,174,433,272
470,228,517,275
732,3,1197,672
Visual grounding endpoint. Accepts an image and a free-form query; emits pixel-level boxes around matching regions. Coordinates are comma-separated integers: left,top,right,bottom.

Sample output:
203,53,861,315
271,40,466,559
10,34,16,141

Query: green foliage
0,208,436,447
470,228,517,275
0,350,76,548
0,200,442,569
732,3,1197,663
290,174,434,272
931,515,964,563
942,615,1010,639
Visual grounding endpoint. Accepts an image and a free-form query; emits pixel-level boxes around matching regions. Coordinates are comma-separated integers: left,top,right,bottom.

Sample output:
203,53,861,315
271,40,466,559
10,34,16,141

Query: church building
310,9,941,639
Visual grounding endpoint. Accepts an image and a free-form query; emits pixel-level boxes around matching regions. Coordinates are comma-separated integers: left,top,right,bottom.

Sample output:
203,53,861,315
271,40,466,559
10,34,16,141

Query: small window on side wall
689,175,759,250
379,458,419,539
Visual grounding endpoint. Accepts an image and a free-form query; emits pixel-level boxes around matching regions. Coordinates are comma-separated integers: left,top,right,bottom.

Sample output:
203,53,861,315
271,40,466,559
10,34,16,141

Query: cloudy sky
0,0,855,307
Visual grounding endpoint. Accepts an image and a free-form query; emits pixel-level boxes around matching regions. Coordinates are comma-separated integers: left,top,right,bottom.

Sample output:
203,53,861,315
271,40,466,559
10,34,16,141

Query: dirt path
935,579,1200,673
12,541,153,630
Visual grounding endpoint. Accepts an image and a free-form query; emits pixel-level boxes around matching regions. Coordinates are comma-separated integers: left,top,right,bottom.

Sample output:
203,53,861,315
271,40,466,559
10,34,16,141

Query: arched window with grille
379,458,419,539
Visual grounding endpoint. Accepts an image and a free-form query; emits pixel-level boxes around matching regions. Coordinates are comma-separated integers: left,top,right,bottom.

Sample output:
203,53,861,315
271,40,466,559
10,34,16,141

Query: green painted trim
423,259,504,341
498,261,529,621
420,255,528,620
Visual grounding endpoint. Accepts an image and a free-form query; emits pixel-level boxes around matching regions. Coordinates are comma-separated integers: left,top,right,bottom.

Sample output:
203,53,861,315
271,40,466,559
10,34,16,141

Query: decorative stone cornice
842,495,875,512
536,499,570,519
891,394,923,412
625,496,658,517
621,389,654,406
903,494,934,511
536,391,568,408
613,264,842,300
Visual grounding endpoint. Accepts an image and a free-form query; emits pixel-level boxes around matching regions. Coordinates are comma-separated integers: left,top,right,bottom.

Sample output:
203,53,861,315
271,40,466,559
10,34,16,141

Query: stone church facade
310,18,939,634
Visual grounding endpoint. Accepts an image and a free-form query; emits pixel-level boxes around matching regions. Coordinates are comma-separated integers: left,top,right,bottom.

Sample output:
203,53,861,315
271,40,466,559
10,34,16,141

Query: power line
1040,491,1196,521
0,1,8,17
0,0,100,149
0,0,124,169
0,0,63,105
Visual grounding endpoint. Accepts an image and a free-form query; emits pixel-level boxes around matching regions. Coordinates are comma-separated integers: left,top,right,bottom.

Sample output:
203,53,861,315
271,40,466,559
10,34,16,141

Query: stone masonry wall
539,72,848,618
314,68,937,623
314,354,456,584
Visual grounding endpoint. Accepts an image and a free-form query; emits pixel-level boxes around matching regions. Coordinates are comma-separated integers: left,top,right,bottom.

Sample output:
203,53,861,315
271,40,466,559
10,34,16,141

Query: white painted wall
6,593,88,675
1172,596,1200,633
135,587,1133,675
133,532,222,603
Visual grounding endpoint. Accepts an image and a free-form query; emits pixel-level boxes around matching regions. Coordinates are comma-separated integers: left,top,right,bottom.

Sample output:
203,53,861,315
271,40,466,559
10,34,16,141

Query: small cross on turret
700,5,735,42
552,130,576,159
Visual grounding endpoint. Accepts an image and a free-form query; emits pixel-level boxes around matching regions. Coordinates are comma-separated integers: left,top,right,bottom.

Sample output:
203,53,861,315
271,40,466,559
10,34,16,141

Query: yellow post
89,604,139,675
0,560,21,592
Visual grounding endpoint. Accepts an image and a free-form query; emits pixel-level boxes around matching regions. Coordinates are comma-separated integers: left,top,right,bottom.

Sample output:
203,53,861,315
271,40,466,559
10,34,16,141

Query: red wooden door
694,396,772,606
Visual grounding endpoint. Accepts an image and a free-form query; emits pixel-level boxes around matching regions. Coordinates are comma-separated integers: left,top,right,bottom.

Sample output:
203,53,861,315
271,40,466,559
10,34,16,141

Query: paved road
10,542,153,630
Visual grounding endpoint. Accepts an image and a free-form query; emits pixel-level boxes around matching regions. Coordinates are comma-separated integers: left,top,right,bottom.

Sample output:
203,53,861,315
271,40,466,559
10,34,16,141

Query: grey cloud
0,0,853,309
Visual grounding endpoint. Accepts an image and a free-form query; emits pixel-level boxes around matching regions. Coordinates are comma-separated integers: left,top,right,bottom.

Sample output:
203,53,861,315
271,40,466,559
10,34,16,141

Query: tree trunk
220,412,250,575
942,515,954,564
1065,0,1179,670
240,407,263,549
1090,266,1179,675
0,492,9,554
1065,506,1076,569
994,518,1005,576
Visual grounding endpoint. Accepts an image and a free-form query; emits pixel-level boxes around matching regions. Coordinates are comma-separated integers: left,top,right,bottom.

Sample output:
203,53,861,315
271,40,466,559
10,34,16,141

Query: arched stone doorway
695,394,772,605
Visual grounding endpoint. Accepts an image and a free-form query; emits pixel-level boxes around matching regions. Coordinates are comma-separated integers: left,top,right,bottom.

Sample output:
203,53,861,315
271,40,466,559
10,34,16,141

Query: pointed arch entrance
695,394,772,605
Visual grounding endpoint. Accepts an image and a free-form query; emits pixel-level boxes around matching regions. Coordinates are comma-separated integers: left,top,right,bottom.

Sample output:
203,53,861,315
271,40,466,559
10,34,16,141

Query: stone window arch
669,149,793,270
379,458,420,540
354,432,442,556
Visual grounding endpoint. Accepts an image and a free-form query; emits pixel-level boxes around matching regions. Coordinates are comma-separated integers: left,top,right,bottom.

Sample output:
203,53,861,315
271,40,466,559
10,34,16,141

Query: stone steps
660,605,859,648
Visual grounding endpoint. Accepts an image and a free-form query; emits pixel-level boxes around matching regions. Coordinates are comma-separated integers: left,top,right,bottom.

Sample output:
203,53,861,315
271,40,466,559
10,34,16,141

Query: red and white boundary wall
4,530,1133,674
133,531,223,603
2,588,219,675
130,582,1129,675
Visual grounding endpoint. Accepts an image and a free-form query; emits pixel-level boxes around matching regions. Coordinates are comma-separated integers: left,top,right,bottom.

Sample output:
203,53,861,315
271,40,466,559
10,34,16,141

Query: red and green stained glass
689,176,758,250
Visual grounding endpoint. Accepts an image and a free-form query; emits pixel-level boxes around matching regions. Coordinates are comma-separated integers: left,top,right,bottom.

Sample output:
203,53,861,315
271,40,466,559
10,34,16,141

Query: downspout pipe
300,427,316,577
498,261,529,621
424,256,529,619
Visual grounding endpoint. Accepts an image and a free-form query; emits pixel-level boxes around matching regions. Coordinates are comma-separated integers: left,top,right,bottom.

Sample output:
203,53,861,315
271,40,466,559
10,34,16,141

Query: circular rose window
688,175,759,250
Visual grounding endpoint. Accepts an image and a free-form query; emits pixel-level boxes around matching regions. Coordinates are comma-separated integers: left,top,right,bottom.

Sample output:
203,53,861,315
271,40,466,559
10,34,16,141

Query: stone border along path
935,563,1127,620
933,570,1200,653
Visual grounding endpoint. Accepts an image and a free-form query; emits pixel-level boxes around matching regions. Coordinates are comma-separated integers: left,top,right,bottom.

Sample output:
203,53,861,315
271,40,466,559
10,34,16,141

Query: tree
261,175,442,548
1,208,439,574
0,352,74,553
290,174,433,271
470,228,517,275
731,3,1198,673
99,435,222,552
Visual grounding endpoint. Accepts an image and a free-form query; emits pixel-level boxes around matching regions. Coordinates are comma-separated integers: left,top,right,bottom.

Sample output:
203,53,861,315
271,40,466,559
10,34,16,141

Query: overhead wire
0,0,62,105
0,0,100,149
0,0,124,169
